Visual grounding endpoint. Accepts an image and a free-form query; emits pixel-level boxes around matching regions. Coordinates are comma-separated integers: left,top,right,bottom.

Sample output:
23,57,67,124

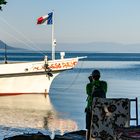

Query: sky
1,0,140,52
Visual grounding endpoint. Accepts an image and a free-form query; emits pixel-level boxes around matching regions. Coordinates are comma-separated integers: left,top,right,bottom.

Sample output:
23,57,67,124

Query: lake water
0,52,140,139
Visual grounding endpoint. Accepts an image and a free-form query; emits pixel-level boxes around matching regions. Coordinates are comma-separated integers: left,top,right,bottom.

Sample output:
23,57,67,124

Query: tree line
0,0,7,11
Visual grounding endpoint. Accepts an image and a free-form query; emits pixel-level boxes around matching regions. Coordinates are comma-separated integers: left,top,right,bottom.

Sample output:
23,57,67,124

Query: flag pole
52,11,55,60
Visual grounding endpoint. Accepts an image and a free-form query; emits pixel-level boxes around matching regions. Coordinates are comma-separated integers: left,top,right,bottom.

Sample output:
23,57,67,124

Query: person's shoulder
86,82,93,87
100,80,107,85
100,80,107,83
87,82,92,86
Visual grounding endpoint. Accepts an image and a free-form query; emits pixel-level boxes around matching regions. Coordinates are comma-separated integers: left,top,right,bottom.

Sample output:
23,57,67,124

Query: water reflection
0,94,78,137
44,114,78,135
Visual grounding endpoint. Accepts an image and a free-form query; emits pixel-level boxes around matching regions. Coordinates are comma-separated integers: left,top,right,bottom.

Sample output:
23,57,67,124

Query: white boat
0,55,84,95
0,12,86,96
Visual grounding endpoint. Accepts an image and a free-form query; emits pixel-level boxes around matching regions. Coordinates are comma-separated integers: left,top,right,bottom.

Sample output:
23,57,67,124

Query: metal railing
130,97,138,126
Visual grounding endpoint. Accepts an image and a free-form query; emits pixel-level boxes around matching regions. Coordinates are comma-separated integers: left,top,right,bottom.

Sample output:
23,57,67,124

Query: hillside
0,40,27,51
0,40,17,50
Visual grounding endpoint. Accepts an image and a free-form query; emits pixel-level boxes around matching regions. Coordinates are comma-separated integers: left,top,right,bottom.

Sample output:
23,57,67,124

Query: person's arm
86,83,92,96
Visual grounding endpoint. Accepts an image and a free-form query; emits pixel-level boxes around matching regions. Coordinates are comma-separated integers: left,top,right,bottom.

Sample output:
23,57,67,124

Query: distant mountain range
0,40,17,50
0,40,27,51
0,40,140,53
38,42,140,53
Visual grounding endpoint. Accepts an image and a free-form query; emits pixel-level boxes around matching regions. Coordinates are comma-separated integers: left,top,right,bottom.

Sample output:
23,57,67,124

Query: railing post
136,97,138,126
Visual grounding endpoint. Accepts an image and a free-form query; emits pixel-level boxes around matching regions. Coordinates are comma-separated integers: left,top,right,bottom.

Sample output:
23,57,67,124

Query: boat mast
4,43,7,64
51,11,56,60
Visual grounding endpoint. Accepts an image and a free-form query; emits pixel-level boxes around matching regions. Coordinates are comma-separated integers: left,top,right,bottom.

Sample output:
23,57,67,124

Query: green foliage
0,0,7,11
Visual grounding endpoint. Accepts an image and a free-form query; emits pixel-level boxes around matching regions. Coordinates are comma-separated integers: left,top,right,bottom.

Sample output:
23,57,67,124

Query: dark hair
92,70,100,80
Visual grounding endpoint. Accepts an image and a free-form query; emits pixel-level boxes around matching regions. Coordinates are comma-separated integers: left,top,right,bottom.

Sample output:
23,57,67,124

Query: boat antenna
4,43,8,64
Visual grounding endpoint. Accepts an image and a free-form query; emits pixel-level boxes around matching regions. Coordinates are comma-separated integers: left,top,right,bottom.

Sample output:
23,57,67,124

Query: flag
37,12,53,25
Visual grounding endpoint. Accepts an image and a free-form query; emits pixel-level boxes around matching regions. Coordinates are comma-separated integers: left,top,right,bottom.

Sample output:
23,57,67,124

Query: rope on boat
51,60,85,92
0,16,46,56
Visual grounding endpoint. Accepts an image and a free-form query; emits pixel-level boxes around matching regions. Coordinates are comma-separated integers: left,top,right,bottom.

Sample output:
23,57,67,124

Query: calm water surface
0,53,140,139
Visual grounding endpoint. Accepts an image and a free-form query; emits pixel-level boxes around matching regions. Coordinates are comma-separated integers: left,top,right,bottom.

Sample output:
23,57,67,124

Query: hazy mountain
37,42,140,53
1,40,140,53
0,40,27,51
0,40,17,50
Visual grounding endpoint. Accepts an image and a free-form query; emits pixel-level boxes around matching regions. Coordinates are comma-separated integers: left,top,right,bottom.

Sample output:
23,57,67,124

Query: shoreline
3,130,86,140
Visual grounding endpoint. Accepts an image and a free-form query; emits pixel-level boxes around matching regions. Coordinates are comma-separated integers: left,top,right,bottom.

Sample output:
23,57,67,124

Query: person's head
92,69,100,80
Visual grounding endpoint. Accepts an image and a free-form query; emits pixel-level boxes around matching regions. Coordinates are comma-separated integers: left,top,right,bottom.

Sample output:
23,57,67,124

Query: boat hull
0,72,58,95
0,57,78,95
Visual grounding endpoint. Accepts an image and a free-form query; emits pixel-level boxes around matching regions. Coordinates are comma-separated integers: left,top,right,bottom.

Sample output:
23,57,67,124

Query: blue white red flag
37,12,53,25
